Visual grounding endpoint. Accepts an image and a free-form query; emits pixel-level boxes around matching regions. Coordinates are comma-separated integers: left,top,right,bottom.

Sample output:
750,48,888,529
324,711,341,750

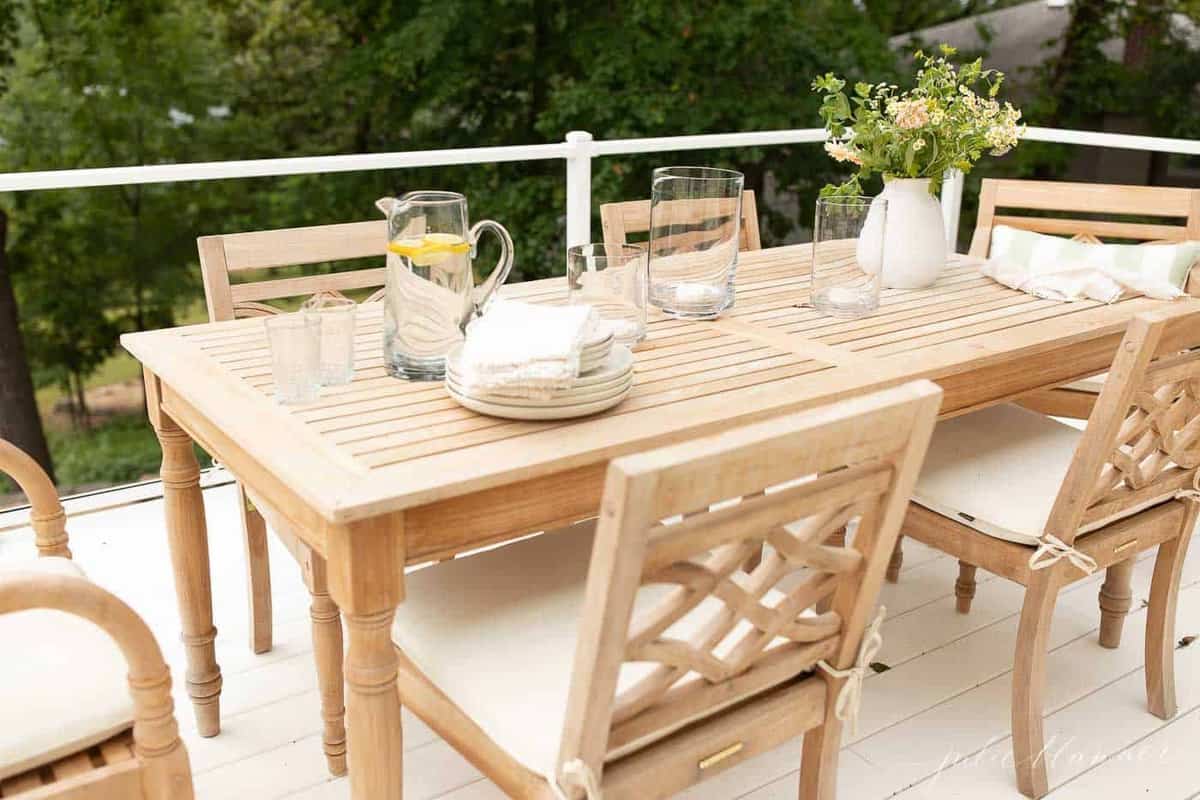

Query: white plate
580,351,609,373
583,326,614,349
446,367,633,402
447,382,632,420
446,345,633,391
582,342,611,359
446,374,632,408
581,338,612,362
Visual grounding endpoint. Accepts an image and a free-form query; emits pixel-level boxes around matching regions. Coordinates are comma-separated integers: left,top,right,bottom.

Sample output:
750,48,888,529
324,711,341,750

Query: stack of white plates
580,327,613,373
445,344,634,420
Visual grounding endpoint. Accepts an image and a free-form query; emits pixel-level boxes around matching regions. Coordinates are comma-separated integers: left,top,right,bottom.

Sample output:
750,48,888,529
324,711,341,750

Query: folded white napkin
457,298,597,399
980,226,1199,303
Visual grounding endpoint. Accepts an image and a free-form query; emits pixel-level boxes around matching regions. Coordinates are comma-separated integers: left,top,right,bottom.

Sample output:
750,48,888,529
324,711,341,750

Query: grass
46,415,171,489
35,300,211,413
1,414,212,501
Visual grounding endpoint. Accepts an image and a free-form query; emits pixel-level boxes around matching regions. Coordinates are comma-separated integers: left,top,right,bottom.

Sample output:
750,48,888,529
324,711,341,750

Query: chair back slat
198,220,388,322
968,179,1200,260
555,381,941,780
219,220,387,271
600,190,762,252
229,267,388,304
1047,307,1200,538
990,215,1190,243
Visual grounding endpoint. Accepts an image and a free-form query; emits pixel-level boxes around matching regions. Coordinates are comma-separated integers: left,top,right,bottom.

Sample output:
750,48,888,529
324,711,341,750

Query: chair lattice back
610,477,873,736
556,382,941,777
968,179,1200,261
1048,308,1200,537
197,220,388,322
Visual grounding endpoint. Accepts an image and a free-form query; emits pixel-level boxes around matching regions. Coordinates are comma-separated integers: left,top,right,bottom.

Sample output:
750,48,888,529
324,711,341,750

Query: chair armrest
0,571,183,762
0,439,69,557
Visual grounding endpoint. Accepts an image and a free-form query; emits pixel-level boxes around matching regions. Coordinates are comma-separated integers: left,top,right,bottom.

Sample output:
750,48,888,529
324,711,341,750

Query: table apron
159,381,332,557
403,462,606,563
155,328,1125,563
919,332,1122,417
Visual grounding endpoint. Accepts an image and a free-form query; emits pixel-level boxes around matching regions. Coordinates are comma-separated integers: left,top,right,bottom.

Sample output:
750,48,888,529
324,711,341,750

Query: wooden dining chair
197,219,387,775
388,380,941,799
901,305,1200,798
600,190,762,252
969,178,1200,420
0,439,194,799
884,179,1200,586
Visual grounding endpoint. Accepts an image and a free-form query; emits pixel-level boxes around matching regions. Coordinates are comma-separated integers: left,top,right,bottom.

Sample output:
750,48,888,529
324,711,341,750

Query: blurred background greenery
0,0,1196,498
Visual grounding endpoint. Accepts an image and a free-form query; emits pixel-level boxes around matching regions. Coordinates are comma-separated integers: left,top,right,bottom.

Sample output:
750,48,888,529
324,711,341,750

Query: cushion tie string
1174,471,1200,503
1029,534,1097,575
550,758,603,800
816,605,886,737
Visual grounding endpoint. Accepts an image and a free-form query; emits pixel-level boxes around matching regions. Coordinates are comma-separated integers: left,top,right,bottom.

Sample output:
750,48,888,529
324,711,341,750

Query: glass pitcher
379,191,514,380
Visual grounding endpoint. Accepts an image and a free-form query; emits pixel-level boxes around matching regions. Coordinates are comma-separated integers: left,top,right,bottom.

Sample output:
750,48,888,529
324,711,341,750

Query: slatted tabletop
121,244,1191,526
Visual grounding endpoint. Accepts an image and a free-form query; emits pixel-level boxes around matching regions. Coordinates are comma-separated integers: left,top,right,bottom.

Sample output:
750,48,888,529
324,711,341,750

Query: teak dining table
120,244,1198,799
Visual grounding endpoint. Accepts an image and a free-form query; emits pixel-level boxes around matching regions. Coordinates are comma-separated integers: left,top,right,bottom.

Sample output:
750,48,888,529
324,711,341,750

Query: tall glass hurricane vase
811,196,886,319
647,167,744,319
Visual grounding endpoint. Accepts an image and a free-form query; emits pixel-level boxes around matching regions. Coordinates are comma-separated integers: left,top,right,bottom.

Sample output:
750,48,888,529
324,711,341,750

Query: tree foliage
0,0,1196,433
0,0,231,415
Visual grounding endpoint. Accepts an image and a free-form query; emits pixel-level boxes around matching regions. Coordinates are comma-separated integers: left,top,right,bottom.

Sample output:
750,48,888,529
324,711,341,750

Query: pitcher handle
469,219,514,315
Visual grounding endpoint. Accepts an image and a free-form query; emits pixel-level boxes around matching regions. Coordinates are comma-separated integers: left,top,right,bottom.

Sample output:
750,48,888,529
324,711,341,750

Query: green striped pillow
989,225,1200,292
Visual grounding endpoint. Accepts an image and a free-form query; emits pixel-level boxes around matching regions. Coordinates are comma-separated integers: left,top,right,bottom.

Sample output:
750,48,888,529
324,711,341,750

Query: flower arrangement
812,45,1024,196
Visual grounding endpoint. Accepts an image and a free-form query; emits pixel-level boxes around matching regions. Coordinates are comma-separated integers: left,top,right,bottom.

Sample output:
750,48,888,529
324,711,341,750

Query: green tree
0,0,233,421
0,0,54,476
862,0,1027,36
1024,0,1198,158
218,0,901,275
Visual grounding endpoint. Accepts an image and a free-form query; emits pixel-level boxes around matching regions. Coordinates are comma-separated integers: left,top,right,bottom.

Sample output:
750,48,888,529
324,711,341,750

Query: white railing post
940,169,964,252
565,130,594,248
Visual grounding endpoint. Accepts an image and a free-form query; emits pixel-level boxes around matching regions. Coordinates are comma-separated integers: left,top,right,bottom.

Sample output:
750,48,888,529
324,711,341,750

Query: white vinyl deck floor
2,477,1199,800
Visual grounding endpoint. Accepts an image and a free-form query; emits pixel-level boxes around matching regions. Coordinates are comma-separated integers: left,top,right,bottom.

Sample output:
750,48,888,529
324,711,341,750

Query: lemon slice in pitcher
388,233,472,267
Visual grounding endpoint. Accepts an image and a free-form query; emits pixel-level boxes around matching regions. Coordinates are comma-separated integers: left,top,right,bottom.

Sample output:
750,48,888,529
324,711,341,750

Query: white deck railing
0,127,1196,251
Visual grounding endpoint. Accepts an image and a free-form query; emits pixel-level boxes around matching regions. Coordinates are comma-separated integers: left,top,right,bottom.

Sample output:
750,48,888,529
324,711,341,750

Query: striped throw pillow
990,225,1200,293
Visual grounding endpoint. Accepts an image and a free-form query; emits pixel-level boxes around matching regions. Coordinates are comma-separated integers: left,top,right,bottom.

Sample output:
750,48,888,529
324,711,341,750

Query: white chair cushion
392,522,793,778
0,557,135,781
912,404,1083,545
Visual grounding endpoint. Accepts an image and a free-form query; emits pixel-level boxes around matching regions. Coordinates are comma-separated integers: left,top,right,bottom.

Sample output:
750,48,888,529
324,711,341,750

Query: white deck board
2,481,1197,799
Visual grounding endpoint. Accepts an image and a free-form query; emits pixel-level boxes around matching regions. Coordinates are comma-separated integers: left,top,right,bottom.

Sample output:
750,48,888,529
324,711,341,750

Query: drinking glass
302,295,357,386
265,313,321,404
811,196,887,319
566,243,647,345
647,166,744,319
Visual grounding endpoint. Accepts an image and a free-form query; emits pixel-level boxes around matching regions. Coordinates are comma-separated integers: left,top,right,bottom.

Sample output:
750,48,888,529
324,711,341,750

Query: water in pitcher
384,233,475,379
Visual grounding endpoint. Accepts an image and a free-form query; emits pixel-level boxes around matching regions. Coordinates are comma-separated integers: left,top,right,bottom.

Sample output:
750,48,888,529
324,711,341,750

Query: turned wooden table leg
955,561,978,614
153,408,222,737
306,557,348,776
1098,558,1134,649
329,515,406,800
344,609,402,797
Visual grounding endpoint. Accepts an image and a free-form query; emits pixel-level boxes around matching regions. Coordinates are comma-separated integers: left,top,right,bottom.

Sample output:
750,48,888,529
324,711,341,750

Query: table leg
329,515,406,800
345,609,403,797
154,410,223,737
